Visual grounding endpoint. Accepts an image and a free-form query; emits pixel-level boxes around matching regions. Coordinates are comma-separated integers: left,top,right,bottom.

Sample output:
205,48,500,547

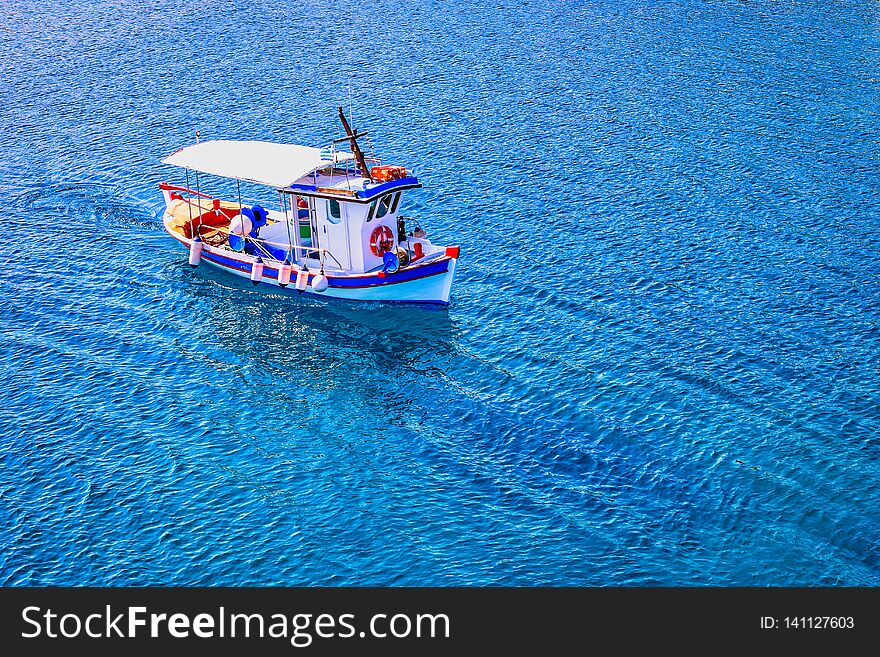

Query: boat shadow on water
179,260,459,378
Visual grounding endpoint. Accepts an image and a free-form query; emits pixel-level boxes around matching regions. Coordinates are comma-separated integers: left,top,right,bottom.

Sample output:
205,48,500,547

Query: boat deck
166,198,240,240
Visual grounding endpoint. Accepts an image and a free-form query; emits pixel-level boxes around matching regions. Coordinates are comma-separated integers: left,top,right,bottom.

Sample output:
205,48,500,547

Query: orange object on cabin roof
370,165,407,183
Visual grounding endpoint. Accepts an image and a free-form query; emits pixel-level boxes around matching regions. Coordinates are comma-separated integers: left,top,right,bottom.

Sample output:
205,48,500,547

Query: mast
336,106,371,181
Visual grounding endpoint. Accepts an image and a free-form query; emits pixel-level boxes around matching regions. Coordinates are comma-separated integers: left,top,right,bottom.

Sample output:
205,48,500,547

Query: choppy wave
1,0,878,586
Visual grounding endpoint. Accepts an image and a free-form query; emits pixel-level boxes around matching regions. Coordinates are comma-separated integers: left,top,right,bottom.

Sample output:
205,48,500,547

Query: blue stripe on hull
166,220,455,304
198,247,451,289
196,255,452,305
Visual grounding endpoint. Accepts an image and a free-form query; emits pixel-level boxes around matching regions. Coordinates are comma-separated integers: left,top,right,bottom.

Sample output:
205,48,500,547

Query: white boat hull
165,219,457,305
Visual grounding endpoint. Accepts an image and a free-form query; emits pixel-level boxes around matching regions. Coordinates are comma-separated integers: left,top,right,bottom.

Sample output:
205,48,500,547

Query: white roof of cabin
162,140,355,188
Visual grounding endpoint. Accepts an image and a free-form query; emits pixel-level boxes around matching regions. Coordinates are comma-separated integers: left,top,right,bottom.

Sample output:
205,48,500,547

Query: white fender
250,256,264,285
312,273,329,293
277,260,292,287
228,214,253,252
295,267,309,292
188,237,203,267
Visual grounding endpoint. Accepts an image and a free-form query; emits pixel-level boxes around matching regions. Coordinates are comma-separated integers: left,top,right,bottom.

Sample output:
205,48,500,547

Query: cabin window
366,200,377,222
375,194,392,219
389,192,402,214
327,199,341,224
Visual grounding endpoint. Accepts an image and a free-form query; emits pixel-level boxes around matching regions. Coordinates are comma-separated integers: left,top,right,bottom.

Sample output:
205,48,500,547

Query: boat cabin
161,140,423,276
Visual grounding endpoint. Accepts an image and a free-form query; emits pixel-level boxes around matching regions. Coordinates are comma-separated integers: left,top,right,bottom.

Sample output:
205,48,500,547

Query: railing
162,183,288,208
193,222,344,269
162,184,344,269
159,181,213,199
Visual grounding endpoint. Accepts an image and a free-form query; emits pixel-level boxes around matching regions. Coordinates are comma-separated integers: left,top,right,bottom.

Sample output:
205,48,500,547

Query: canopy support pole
280,189,293,264
236,180,245,250
184,168,194,239
194,131,202,210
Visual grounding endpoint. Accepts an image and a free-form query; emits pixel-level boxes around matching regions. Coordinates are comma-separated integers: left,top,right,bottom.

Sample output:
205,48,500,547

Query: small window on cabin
389,192,402,214
375,194,392,219
327,199,341,224
366,200,377,222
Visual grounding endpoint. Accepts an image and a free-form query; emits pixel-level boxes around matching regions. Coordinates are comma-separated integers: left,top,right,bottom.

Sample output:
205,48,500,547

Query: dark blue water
2,0,879,585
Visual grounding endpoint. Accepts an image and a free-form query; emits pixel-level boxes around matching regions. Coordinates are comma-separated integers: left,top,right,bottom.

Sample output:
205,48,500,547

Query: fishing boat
159,108,459,305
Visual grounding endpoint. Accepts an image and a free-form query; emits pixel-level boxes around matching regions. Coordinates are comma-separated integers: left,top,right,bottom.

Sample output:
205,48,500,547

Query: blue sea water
1,0,879,586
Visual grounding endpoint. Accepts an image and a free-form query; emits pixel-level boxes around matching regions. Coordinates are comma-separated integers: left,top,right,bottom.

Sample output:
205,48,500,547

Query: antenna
348,81,353,135
336,106,371,181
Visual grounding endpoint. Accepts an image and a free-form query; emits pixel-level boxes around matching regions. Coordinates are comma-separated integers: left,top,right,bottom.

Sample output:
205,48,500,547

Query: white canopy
162,140,355,188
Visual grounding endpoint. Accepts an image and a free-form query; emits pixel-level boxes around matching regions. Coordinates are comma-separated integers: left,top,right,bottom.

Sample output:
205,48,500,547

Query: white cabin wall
306,192,407,274
344,202,369,273
359,192,402,272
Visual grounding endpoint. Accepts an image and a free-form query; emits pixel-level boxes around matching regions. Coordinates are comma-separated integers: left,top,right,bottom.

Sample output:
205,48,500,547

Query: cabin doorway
322,198,352,269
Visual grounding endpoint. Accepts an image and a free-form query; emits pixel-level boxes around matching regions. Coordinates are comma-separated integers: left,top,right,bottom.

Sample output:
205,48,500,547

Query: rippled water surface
2,0,879,585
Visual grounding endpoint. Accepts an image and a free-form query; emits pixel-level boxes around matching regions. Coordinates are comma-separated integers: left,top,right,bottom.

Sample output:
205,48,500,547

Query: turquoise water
1,0,879,585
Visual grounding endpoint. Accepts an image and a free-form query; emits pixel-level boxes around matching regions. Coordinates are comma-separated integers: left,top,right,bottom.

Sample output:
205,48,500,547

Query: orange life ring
369,225,394,257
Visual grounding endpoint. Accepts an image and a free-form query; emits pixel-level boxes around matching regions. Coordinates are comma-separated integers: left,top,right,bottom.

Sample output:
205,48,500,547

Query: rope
184,168,195,239
364,134,378,161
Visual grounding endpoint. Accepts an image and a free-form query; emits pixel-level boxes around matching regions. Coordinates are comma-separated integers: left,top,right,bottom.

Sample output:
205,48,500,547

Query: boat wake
13,182,159,233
